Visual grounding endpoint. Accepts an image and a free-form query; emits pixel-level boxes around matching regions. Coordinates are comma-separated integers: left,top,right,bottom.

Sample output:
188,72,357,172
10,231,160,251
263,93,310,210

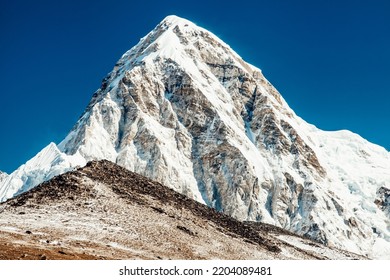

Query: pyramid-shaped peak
114,14,251,76
156,15,217,40
161,15,196,27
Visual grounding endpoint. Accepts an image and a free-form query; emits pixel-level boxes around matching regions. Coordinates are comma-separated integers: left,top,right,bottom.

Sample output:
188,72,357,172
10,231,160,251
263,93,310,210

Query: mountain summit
1,15,389,258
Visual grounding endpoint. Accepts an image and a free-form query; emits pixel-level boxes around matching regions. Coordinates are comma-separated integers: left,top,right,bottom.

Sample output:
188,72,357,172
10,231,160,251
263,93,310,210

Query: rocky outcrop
376,187,390,217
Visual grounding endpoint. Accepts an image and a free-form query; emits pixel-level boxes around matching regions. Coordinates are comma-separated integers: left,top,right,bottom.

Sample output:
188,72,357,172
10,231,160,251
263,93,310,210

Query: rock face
376,187,390,218
0,160,364,260
1,15,390,258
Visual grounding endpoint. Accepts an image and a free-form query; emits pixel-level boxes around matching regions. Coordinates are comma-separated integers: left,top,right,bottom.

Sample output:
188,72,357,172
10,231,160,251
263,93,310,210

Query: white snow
0,171,8,185
275,234,361,260
372,237,390,260
0,143,86,202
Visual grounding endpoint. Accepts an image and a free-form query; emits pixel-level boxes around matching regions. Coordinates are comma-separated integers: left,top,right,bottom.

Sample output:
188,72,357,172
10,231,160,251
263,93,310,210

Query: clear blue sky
1,0,389,173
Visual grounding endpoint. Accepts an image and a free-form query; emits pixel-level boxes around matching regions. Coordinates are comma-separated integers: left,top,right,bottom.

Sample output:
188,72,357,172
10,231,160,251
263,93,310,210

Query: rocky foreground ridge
0,160,364,260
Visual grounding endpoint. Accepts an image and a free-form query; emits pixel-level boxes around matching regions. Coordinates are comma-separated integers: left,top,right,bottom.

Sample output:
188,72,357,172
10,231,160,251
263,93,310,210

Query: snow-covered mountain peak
160,15,198,28
114,15,253,81
1,16,390,259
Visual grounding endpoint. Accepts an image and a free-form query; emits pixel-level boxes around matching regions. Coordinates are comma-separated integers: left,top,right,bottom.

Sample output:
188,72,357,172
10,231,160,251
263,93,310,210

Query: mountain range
1,15,389,259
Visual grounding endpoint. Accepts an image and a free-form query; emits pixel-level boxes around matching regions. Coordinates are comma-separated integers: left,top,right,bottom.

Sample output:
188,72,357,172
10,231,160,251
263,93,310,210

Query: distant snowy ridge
0,171,8,185
1,15,390,259
0,143,85,202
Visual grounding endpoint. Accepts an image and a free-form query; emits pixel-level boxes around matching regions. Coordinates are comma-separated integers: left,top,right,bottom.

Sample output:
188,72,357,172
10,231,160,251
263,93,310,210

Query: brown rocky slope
0,160,364,260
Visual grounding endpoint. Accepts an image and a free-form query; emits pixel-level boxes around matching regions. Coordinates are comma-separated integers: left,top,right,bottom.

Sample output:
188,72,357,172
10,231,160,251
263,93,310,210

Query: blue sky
1,0,389,173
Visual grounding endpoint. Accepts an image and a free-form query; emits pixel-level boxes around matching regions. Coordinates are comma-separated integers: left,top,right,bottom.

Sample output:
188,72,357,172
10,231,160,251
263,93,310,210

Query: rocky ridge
0,160,364,260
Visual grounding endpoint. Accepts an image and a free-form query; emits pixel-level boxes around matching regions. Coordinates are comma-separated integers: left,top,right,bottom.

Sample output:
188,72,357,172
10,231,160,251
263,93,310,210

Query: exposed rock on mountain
0,160,364,260
1,15,389,258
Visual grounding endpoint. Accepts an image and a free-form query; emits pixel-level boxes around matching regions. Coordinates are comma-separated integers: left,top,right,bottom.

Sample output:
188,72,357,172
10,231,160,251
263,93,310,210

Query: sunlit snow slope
0,171,8,185
1,15,389,259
